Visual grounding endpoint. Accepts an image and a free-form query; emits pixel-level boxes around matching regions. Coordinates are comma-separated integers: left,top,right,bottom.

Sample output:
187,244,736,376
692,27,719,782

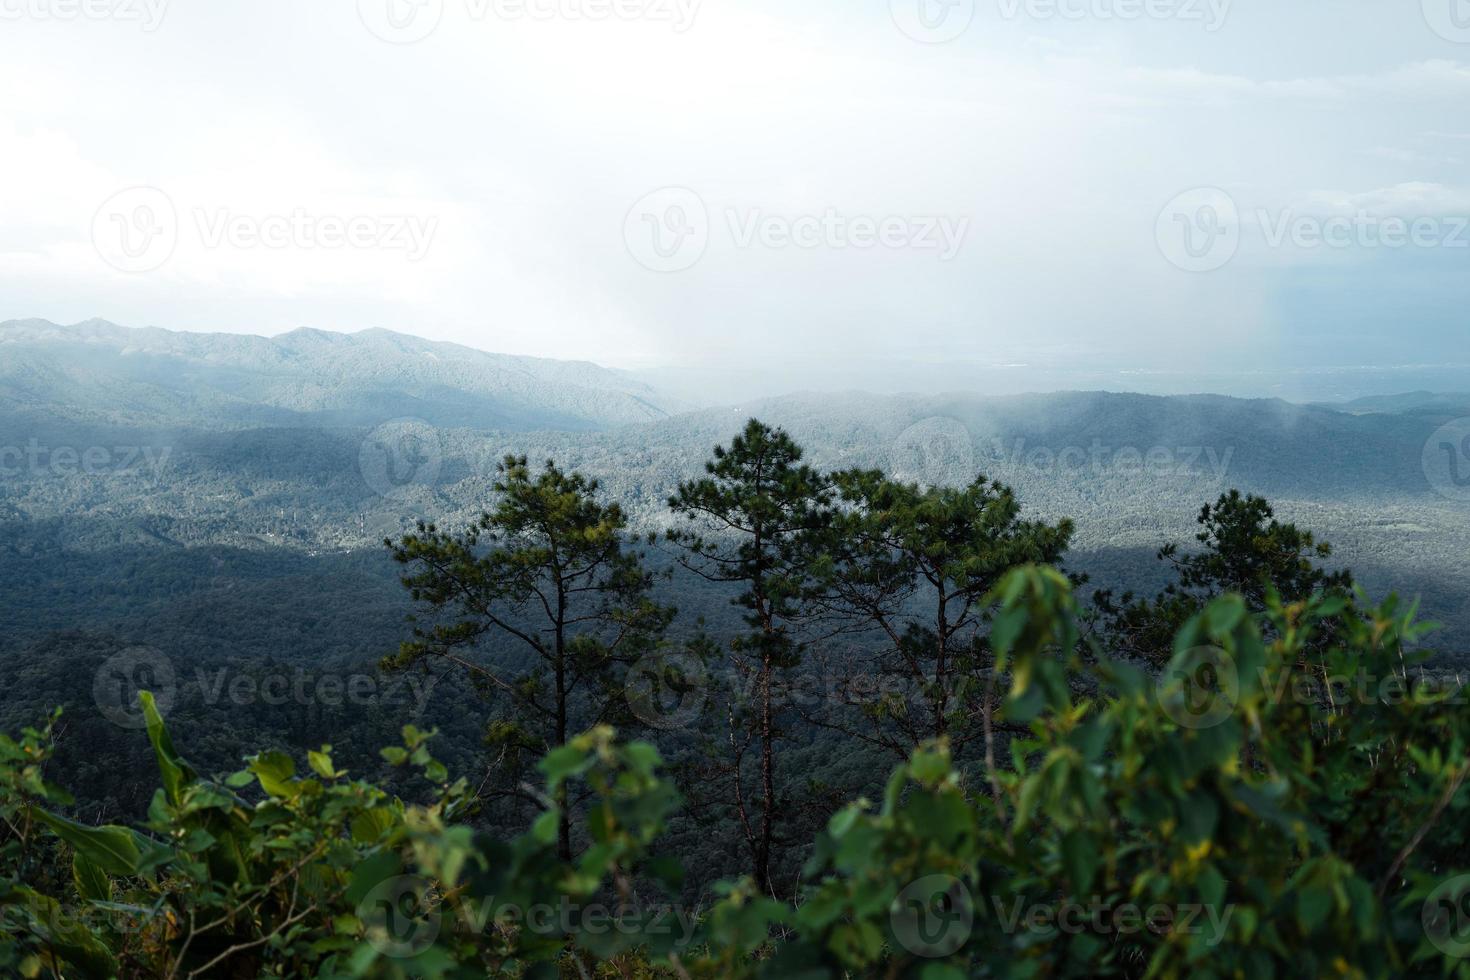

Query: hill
0,318,677,431
1,321,1466,660
1,354,1466,656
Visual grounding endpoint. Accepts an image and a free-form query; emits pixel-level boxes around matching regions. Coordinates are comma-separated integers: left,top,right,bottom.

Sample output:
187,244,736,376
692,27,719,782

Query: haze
2,0,1468,401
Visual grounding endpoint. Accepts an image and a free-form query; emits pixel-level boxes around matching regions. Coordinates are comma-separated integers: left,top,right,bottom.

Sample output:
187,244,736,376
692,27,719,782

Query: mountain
1319,391,1470,417
1,324,1466,656
0,319,678,431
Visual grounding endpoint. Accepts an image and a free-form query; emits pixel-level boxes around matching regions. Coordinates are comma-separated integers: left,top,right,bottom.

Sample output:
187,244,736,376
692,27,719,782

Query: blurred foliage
3,566,1468,978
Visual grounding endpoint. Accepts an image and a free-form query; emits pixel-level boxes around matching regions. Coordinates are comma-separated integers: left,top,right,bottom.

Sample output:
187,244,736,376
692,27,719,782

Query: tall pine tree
666,420,832,897
810,470,1074,767
384,456,672,860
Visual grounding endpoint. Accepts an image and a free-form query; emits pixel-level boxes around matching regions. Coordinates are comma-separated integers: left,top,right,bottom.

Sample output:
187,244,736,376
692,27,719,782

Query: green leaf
72,852,111,903
351,807,398,844
827,919,884,966
623,741,662,774
307,747,339,779
1196,865,1226,911
345,850,402,906
921,965,969,980
248,750,298,798
909,743,951,785
140,690,194,806
1061,829,1099,894
531,810,561,845
540,744,591,786
827,805,861,839
7,886,118,979
30,807,166,877
1178,791,1220,845
1296,882,1332,933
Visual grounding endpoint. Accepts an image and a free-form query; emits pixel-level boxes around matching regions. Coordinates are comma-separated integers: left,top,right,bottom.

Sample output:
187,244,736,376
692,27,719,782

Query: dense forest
3,419,1467,978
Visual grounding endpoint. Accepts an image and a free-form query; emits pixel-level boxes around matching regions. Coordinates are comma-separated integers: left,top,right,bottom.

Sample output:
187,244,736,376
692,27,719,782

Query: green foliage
1096,490,1356,663
0,694,689,979
810,469,1075,761
5,422,1469,979
3,563,1467,978
667,418,834,646
710,568,1469,978
667,419,836,897
385,455,673,859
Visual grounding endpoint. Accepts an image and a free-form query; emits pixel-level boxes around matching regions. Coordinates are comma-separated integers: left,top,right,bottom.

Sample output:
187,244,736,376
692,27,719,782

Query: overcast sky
2,0,1468,397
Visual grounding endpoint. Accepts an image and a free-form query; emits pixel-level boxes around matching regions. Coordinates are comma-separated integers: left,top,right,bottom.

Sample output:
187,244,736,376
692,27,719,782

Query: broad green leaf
308,747,339,779
72,852,111,903
1060,829,1099,894
248,750,298,798
7,886,118,979
140,690,194,806
30,807,165,877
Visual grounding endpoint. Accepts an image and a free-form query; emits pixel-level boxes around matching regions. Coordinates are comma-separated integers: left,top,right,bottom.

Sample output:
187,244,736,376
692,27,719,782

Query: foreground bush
2,567,1467,978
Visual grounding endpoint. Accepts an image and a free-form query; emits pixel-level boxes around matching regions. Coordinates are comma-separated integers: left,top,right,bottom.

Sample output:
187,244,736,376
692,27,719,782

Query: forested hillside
2,418,1467,978
0,319,677,431
3,363,1467,648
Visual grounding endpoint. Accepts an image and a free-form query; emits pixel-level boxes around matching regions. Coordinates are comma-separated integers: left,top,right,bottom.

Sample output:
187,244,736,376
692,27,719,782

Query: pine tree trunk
756,650,774,896
556,585,571,863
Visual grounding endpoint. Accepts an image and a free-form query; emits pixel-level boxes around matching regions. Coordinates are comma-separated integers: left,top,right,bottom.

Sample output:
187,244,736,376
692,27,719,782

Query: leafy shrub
2,568,1467,978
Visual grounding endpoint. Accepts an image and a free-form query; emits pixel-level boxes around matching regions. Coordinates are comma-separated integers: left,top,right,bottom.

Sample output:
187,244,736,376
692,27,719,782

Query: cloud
0,2,1465,386
1297,182,1470,216
1112,59,1470,106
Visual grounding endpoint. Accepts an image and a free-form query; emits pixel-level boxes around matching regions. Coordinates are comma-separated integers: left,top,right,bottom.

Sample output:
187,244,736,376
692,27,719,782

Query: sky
1,0,1468,400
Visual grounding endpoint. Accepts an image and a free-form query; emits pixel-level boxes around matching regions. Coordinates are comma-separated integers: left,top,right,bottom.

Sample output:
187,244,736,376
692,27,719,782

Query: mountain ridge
1,326,1466,648
0,318,680,431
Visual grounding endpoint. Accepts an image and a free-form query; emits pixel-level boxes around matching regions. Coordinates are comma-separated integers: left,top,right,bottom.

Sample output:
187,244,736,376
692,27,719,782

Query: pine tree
666,420,832,897
384,455,672,860
810,470,1074,767
1096,490,1354,663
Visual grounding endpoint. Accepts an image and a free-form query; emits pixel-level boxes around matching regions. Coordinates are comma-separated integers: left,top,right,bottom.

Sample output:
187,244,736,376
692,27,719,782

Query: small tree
666,419,832,897
385,455,672,860
809,470,1074,767
1097,490,1353,663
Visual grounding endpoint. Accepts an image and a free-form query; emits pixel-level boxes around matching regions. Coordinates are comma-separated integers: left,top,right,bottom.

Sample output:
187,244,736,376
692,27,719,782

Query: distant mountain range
1,318,1467,656
1317,391,1470,417
0,319,678,431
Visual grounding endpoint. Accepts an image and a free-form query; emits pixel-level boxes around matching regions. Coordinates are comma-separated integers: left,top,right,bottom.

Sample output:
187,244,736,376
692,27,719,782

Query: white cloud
0,1,1465,383
1300,182,1470,215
